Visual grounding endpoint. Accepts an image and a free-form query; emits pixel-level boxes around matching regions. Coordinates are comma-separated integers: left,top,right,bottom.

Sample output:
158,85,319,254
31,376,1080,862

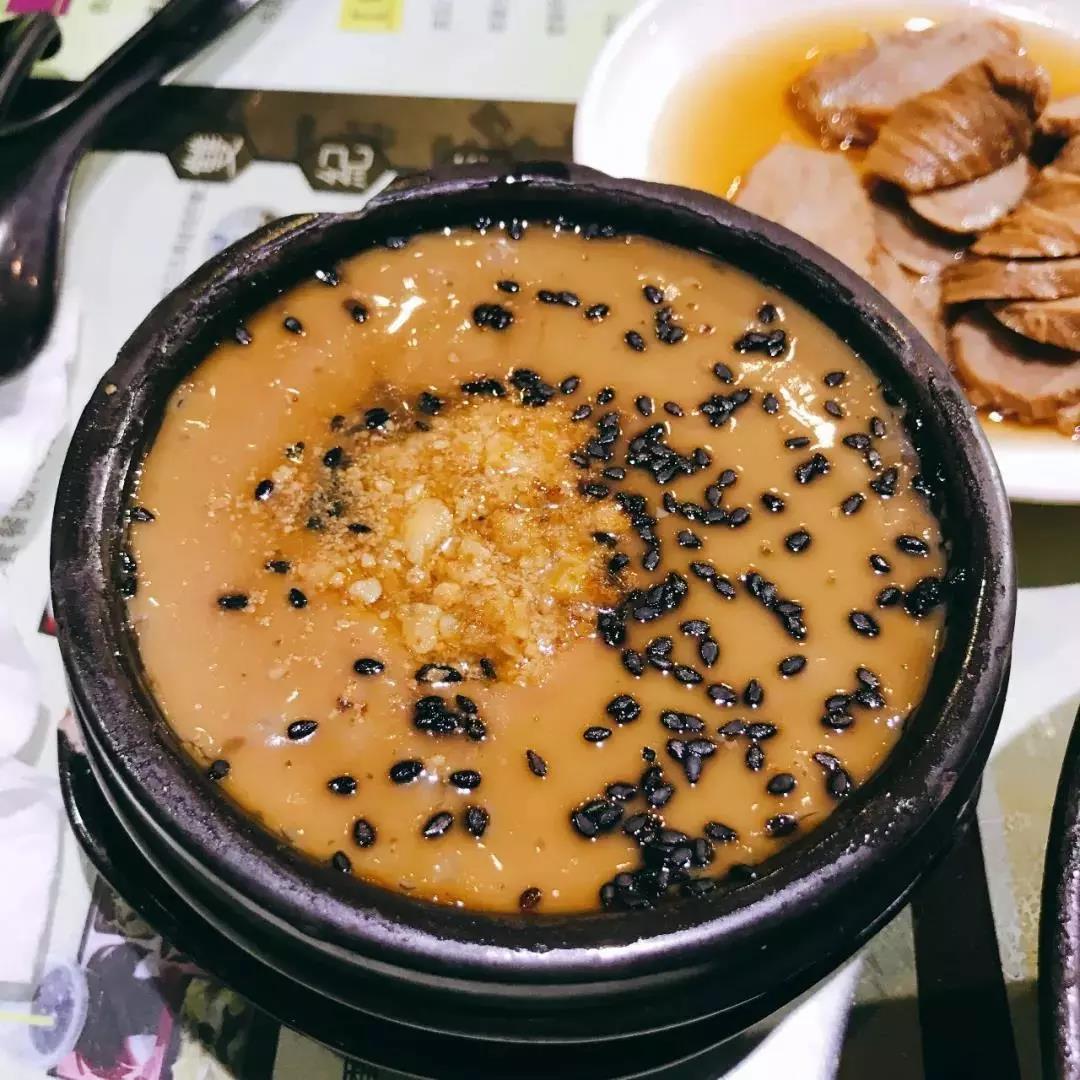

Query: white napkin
0,299,78,518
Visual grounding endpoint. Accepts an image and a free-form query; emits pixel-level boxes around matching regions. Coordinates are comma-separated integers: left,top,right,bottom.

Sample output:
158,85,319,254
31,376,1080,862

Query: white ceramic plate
575,0,1080,504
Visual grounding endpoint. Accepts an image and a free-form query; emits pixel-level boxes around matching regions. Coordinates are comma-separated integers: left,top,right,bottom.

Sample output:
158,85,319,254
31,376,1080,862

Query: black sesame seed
841,493,865,516
526,749,548,777
496,279,520,294
606,782,638,802
265,559,290,574
765,814,798,838
472,303,514,330
712,362,735,384
328,774,357,796
341,298,368,324
762,393,780,414
560,376,581,394
743,679,765,708
869,553,891,574
346,820,375,850
746,722,777,741
217,593,248,611
745,744,765,771
794,452,830,484
698,639,719,667
422,812,454,839
758,303,779,323
607,694,641,724
283,316,303,335
779,655,806,676
389,759,423,784
585,303,610,321
347,522,373,534
905,576,945,618
286,719,318,741
596,386,616,405
621,649,645,677
571,403,593,422
896,534,930,556
728,507,751,527
663,401,684,418
584,726,613,743
705,822,737,843
353,657,385,676
129,506,156,523
647,785,674,807
849,611,880,637
385,235,408,249
824,371,847,387
785,436,811,450
365,407,391,429
625,330,647,352
871,467,899,498
761,492,785,513
464,805,489,837
234,324,253,346
415,663,463,685
870,417,887,438
708,683,738,707
331,851,352,873
450,769,481,790
877,586,903,607
207,759,230,781
843,433,871,452
323,446,344,469
580,480,610,500
287,587,308,609
416,391,443,415
676,529,702,549
824,400,845,419
674,665,703,685
603,466,626,481
643,284,664,305
767,772,797,796
254,479,274,501
635,395,654,416
519,887,543,911
785,530,812,554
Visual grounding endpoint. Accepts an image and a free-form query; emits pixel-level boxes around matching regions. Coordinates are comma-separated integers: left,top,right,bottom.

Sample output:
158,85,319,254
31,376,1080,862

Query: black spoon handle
0,0,265,378
0,14,60,125
1,0,264,142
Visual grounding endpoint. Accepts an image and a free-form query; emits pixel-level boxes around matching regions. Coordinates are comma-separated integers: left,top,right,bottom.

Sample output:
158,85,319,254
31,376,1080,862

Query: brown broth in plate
126,225,946,914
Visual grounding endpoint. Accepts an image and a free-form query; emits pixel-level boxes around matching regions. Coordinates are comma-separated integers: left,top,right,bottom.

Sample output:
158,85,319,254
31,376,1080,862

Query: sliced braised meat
865,57,1045,193
1038,94,1080,138
991,296,1080,351
982,50,1051,117
791,19,1020,145
973,137,1080,258
872,190,969,275
1057,400,1080,438
908,156,1033,233
950,309,1080,429
870,248,946,354
941,256,1080,304
735,144,875,277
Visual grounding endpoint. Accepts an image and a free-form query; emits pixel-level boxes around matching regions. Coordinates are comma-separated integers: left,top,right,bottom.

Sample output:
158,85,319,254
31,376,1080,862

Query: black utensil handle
0,14,60,124
0,0,264,140
912,809,1021,1079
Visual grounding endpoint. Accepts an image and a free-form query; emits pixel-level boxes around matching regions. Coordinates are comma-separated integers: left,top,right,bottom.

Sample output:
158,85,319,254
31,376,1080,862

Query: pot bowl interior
50,163,1016,987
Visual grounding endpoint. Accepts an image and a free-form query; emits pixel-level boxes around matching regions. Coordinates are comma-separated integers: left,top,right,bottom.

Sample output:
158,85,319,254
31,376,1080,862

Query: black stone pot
1040,703,1080,1080
51,163,1015,1073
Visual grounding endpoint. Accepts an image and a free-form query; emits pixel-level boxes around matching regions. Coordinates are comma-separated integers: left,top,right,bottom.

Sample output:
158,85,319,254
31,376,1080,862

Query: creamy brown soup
126,223,947,914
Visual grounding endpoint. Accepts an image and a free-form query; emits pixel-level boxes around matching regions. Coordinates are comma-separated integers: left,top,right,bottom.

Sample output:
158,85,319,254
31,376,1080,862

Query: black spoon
0,0,266,379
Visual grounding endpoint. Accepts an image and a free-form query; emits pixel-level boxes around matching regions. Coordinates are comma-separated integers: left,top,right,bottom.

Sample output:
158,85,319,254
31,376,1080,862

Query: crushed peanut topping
262,395,628,682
